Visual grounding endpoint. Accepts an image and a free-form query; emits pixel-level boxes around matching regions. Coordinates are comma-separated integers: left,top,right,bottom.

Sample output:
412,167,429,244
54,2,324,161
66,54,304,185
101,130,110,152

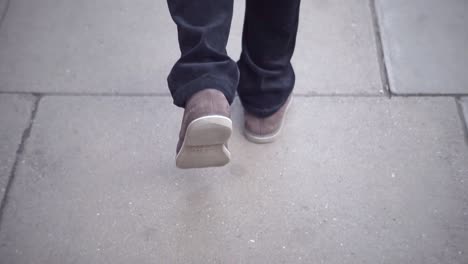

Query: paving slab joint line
0,91,413,98
0,91,173,97
0,94,41,230
1,91,467,98
369,0,391,98
293,93,386,98
391,93,468,97
0,91,396,98
455,97,468,146
0,0,11,30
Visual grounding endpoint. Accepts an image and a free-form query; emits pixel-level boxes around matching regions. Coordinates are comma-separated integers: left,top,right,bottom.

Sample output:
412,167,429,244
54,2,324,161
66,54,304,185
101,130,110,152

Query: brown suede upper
177,89,231,153
244,95,292,136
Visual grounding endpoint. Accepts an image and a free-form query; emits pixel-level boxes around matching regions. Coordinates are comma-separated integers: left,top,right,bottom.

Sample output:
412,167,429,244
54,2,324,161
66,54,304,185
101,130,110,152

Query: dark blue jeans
167,0,301,117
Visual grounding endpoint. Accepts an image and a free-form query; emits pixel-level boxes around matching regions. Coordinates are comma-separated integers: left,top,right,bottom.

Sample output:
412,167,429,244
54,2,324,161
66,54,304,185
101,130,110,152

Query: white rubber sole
176,115,232,169
244,96,293,144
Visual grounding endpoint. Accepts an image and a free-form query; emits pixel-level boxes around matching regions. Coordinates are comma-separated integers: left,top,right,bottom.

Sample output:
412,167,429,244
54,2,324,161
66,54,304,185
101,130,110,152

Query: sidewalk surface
0,0,467,263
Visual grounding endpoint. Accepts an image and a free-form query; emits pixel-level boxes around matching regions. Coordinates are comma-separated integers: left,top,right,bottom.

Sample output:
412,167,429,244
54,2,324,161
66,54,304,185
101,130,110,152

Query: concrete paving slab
0,0,382,95
0,94,34,209
292,0,383,95
376,0,468,94
0,0,177,94
229,0,383,95
1,96,467,263
460,98,468,138
0,0,8,23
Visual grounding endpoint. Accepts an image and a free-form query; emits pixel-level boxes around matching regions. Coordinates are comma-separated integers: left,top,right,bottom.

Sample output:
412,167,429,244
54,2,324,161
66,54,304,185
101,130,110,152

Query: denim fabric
167,0,301,117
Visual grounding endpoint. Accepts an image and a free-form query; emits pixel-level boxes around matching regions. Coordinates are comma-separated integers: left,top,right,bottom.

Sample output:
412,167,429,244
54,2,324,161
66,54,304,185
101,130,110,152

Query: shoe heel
185,116,232,146
176,115,232,169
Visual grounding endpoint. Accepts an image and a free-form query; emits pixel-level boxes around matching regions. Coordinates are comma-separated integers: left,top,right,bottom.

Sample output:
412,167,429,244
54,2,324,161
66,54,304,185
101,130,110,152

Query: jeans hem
170,75,236,108
240,92,291,118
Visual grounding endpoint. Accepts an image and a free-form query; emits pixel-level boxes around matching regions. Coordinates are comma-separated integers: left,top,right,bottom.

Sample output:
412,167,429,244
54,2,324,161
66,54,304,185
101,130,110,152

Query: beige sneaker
243,95,292,144
176,89,232,169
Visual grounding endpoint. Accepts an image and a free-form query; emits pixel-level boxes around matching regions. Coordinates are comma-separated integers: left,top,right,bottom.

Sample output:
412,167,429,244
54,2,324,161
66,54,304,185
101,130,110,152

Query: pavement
0,0,467,263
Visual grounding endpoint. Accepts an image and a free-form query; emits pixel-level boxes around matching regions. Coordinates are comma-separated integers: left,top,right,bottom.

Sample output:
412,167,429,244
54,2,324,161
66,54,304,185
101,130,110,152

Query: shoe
243,95,292,144
176,89,232,169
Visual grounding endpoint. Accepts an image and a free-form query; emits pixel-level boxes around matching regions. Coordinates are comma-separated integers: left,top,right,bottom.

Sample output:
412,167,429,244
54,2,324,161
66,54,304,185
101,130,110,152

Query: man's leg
167,0,238,107
167,0,237,168
237,0,301,118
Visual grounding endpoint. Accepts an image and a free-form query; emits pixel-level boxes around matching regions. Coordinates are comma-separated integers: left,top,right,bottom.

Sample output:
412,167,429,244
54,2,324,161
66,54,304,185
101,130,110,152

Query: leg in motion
238,0,301,143
167,0,238,168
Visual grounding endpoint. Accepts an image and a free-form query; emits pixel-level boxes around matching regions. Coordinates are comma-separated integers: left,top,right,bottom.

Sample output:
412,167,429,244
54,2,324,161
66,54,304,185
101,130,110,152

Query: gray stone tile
376,0,468,94
0,0,382,95
461,98,468,137
292,0,383,95
0,95,34,208
1,96,467,263
229,0,384,95
0,0,177,94
0,0,8,22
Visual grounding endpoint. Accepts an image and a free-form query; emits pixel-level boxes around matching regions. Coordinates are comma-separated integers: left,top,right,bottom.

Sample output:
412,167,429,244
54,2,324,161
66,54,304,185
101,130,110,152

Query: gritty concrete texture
0,0,8,23
0,95,34,208
0,0,382,96
229,0,383,95
0,0,177,94
376,0,468,94
460,98,468,138
0,96,467,263
293,0,383,95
